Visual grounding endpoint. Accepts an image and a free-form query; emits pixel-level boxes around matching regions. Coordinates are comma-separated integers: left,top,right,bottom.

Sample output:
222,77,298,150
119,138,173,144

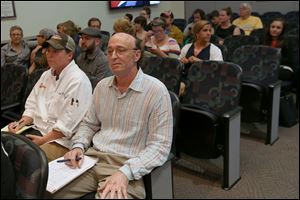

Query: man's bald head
109,32,137,49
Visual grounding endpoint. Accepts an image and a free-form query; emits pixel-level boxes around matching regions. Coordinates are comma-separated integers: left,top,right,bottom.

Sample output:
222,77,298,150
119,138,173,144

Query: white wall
1,1,185,42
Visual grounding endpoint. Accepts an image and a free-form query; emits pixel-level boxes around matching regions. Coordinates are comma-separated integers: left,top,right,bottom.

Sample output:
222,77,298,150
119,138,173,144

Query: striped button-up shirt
72,68,173,180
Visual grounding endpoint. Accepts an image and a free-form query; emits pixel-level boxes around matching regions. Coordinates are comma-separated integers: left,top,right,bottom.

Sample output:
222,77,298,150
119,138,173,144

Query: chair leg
148,159,173,199
266,82,281,145
223,110,241,190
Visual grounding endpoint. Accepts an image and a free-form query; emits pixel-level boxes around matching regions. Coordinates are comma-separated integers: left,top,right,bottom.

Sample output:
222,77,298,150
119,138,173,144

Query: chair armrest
181,105,218,122
1,102,20,112
268,80,282,89
1,111,22,122
222,106,242,119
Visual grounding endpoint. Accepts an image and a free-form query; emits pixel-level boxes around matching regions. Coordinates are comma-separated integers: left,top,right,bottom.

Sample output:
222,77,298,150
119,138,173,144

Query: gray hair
241,3,252,12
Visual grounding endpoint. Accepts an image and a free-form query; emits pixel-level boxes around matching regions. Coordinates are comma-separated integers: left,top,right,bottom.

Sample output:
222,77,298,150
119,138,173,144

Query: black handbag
279,94,298,127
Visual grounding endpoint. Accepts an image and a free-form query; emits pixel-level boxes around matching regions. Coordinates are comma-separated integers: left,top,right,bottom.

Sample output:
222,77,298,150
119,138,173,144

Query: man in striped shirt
53,32,173,199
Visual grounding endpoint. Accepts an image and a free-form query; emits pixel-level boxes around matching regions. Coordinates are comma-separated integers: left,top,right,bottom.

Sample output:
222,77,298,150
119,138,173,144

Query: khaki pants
40,142,69,162
21,128,69,162
52,148,145,199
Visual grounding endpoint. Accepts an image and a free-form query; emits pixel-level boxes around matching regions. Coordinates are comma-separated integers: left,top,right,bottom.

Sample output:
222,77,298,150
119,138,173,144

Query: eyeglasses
10,33,22,37
90,25,100,29
152,29,165,34
107,47,138,57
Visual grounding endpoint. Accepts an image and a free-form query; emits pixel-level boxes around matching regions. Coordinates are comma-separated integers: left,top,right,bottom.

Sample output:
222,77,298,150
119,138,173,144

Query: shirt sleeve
167,38,181,58
179,43,191,60
183,23,192,38
71,83,102,150
210,44,224,61
1,45,8,67
95,53,111,80
255,17,263,29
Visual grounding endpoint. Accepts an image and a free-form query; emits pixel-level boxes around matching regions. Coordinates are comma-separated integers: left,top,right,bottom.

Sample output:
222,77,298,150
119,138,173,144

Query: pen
57,156,82,163
71,98,74,105
13,119,24,128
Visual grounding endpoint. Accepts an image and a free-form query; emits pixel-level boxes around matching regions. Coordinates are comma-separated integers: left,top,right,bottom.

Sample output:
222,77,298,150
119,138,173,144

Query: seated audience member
160,10,184,46
183,8,206,42
56,22,64,34
144,17,181,58
124,13,133,22
8,34,93,162
208,10,221,30
88,17,109,53
179,20,223,96
261,18,295,82
113,18,136,37
76,27,111,85
140,6,152,31
58,20,81,58
134,16,148,42
215,7,241,45
52,32,173,199
28,28,56,75
232,3,263,35
1,25,30,68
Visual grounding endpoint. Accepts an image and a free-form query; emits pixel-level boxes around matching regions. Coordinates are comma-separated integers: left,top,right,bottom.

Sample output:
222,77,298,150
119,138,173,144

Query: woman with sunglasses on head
144,17,180,59
179,20,223,96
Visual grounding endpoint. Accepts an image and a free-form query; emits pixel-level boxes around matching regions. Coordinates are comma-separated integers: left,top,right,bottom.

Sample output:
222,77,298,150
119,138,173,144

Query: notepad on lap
46,155,98,194
1,124,33,134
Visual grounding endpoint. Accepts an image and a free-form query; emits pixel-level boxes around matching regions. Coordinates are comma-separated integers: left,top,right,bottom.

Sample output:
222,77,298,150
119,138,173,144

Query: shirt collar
108,68,144,92
51,60,75,81
8,40,27,51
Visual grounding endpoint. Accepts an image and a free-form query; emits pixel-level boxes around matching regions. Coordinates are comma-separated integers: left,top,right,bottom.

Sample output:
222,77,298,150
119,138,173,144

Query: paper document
1,124,33,134
46,155,98,194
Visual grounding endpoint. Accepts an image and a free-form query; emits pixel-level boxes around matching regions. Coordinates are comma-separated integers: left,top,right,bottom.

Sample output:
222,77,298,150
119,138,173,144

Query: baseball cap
160,11,174,18
44,34,75,51
37,28,56,40
79,27,102,39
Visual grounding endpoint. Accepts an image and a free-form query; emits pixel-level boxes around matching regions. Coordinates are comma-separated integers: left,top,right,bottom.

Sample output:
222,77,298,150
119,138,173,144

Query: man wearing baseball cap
76,27,112,89
29,28,56,75
8,33,93,162
160,10,183,46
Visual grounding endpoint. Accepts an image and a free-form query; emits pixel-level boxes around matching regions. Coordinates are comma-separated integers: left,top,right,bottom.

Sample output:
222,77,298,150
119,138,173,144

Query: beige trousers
40,142,69,162
52,148,145,199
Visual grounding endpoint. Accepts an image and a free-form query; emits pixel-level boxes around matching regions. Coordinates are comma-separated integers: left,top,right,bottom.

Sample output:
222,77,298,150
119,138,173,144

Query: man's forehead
110,33,135,45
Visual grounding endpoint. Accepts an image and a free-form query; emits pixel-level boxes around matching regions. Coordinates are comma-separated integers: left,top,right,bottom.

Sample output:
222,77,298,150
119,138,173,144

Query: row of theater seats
1,65,47,127
139,44,291,190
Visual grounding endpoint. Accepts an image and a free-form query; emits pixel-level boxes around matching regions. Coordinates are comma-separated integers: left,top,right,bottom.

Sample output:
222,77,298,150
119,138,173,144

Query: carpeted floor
173,123,299,199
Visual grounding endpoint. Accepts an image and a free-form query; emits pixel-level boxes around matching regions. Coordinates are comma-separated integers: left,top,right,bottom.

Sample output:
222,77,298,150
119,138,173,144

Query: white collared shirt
23,60,92,149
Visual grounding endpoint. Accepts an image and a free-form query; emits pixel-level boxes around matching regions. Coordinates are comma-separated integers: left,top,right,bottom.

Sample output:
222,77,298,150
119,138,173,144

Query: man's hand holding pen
8,119,25,133
8,116,33,133
63,148,84,169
